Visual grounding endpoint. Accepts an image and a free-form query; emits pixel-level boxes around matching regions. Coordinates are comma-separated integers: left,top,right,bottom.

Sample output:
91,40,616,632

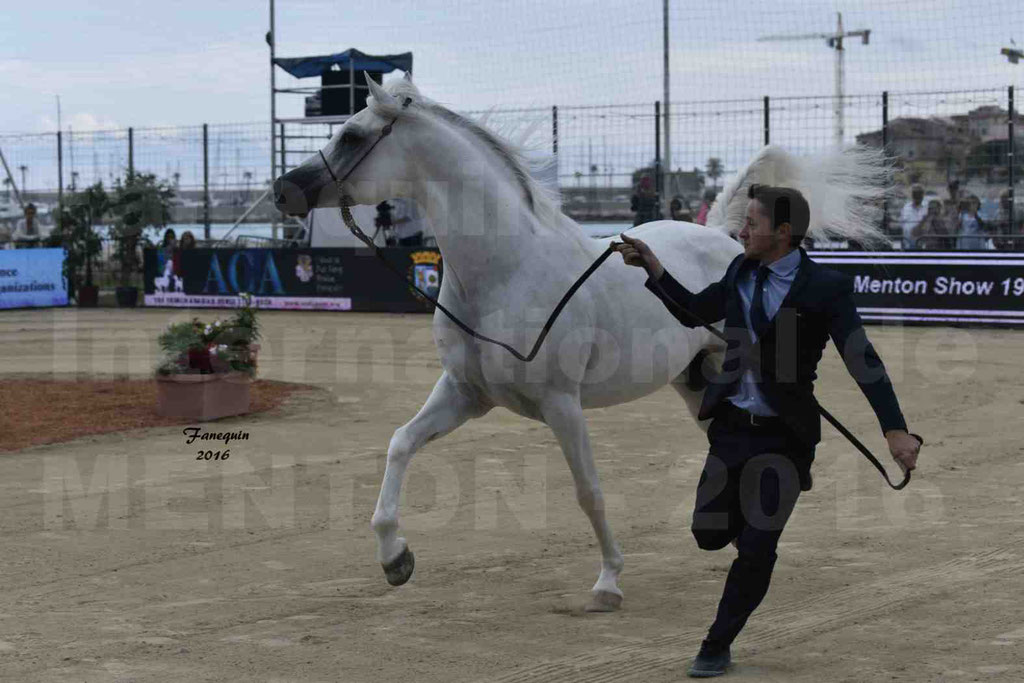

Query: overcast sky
3,0,1022,133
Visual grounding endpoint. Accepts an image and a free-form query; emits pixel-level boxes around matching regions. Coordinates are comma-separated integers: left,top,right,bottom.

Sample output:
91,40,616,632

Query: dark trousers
692,411,810,651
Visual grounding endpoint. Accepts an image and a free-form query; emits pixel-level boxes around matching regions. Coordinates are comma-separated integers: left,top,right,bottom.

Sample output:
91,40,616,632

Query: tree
109,171,175,288
46,182,108,300
705,157,723,191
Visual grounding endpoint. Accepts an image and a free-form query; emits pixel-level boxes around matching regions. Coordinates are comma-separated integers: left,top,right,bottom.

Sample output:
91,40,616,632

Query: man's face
912,189,924,205
739,199,781,260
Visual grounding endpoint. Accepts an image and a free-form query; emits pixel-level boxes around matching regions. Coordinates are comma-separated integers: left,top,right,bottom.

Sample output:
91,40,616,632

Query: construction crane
758,12,871,146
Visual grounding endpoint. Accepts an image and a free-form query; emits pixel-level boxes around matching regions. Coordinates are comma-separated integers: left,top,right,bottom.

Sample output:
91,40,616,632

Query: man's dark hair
747,184,810,247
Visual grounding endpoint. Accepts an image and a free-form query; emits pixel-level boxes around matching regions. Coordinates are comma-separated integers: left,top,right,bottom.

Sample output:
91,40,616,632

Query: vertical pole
203,123,211,240
654,101,662,201
128,127,134,178
349,58,355,116
279,123,286,174
881,90,889,238
552,105,558,156
763,96,770,145
269,0,276,184
662,0,671,212
57,131,63,230
1009,85,1015,239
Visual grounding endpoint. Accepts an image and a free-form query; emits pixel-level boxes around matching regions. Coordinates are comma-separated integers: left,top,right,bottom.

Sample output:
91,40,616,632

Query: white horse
274,73,890,611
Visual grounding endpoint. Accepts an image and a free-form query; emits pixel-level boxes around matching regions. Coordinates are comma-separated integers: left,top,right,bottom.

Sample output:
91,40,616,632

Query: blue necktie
749,266,771,338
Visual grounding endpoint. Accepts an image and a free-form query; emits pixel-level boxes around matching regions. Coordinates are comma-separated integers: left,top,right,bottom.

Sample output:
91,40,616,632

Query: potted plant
110,171,174,308
154,293,261,421
47,182,107,307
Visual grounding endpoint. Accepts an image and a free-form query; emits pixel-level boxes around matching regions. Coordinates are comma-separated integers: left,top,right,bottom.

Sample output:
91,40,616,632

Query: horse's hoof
584,590,623,613
382,546,415,586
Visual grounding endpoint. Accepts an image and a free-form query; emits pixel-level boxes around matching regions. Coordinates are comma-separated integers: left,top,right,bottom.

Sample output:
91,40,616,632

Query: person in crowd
631,176,661,226
670,196,692,222
179,231,197,249
12,203,42,244
898,184,928,250
910,199,952,250
942,180,961,235
695,189,717,226
955,195,989,250
157,228,177,277
390,197,426,247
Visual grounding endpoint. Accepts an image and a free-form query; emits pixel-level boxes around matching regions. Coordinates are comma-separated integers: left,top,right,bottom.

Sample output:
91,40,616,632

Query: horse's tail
705,144,896,246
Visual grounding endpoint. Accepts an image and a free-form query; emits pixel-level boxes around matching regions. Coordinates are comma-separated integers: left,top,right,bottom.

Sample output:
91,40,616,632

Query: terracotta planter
156,371,251,421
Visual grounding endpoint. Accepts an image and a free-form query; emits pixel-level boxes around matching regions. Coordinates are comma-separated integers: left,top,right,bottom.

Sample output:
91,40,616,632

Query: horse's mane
706,144,897,247
368,79,566,232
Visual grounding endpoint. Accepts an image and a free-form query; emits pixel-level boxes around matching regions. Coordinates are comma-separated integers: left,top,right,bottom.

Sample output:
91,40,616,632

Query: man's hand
614,233,665,280
885,429,921,473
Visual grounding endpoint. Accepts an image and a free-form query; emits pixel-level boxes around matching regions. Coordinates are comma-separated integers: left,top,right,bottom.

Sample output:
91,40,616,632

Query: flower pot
115,285,139,308
78,284,99,308
156,371,251,421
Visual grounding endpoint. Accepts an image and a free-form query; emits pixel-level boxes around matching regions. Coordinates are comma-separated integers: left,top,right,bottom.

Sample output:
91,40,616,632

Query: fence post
128,127,134,178
882,90,889,237
56,131,63,230
1010,85,1015,229
654,101,662,205
764,96,770,145
552,105,558,157
203,123,210,240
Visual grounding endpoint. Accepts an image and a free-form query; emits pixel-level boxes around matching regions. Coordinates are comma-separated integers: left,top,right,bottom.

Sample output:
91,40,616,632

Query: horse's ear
364,72,396,108
403,71,412,82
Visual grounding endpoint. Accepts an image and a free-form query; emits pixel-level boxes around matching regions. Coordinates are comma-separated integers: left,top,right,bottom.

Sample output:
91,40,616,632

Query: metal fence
1,86,1020,248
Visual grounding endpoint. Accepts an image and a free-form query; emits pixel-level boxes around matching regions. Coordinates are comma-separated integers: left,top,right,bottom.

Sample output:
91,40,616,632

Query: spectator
669,196,692,222
694,189,717,226
390,198,426,247
898,184,928,249
157,228,177,275
630,176,661,226
13,203,42,245
955,195,990,250
179,231,197,249
911,199,952,250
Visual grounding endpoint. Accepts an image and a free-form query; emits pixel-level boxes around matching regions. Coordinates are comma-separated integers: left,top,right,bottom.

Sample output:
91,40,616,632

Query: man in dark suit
616,184,920,678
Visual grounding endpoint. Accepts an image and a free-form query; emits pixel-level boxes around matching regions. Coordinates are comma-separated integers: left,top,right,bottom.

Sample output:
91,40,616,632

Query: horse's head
274,72,421,217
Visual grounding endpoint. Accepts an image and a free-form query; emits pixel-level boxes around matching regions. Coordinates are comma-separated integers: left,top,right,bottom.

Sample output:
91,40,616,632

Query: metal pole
279,123,286,174
269,0,276,185
1010,85,1015,233
57,131,63,229
349,59,355,115
764,96,770,145
128,127,134,178
552,105,558,156
662,0,671,210
0,147,23,209
881,90,889,237
203,123,210,240
654,101,662,201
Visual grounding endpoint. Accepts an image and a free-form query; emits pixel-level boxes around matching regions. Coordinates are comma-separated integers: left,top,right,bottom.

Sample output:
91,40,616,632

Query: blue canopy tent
273,49,413,79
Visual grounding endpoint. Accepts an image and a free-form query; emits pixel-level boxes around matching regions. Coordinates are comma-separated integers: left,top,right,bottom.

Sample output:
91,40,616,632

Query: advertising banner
809,250,1024,326
0,248,68,310
143,247,441,312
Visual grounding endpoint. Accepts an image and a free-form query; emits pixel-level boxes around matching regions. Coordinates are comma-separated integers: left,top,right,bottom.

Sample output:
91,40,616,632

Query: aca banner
809,250,1024,326
0,248,68,310
143,247,442,312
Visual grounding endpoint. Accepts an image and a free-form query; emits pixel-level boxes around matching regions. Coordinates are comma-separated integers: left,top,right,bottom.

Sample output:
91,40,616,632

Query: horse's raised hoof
382,546,415,586
584,590,623,613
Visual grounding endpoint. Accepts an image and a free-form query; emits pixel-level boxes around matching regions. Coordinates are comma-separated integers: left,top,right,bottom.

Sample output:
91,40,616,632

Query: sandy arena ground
1,307,1023,682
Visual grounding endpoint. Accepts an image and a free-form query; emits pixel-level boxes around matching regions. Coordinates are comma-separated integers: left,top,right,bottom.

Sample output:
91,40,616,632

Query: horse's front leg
371,371,491,585
539,392,625,612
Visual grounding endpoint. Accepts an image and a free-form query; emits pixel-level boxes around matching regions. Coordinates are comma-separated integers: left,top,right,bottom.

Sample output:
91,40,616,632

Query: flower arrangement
156,293,261,377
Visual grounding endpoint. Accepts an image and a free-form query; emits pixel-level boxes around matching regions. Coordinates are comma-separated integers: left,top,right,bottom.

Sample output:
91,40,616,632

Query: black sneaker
687,641,732,678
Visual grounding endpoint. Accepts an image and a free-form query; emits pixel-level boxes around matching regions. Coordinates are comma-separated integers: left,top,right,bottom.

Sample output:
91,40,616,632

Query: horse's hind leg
371,371,491,585
539,392,624,612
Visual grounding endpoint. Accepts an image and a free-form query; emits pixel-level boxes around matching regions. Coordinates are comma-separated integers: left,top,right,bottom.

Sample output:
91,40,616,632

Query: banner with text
143,247,441,312
0,248,67,310
809,251,1024,325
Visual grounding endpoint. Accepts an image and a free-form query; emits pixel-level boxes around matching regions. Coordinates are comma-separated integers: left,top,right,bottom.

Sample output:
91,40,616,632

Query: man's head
24,203,36,219
739,184,810,262
911,184,924,205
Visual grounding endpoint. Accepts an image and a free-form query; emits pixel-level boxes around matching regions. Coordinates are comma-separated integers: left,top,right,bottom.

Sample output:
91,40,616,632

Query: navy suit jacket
645,247,907,447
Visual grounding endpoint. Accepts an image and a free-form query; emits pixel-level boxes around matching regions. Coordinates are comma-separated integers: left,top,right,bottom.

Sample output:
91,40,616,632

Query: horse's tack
314,100,919,491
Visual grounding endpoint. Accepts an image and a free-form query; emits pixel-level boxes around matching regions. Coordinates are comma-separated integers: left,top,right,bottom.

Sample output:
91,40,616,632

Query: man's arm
644,269,728,328
827,276,907,434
